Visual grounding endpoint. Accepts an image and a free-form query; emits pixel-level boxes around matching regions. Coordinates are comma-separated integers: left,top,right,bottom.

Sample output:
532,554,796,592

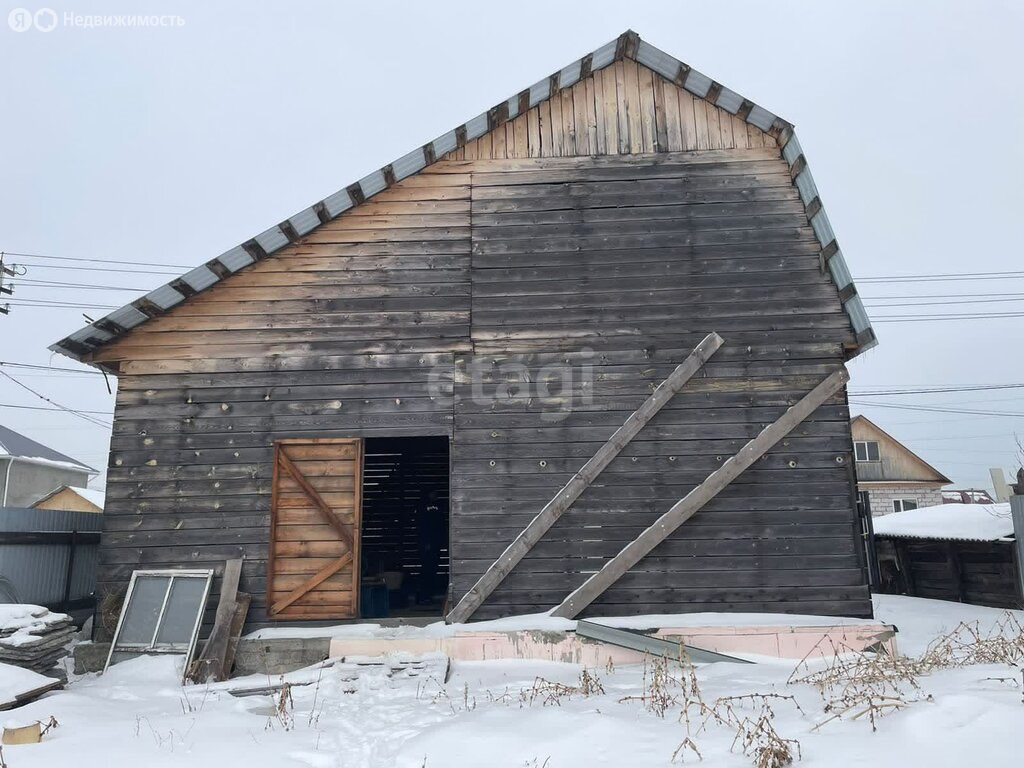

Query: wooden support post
188,558,243,683
445,332,725,624
1009,478,1024,607
895,540,917,597
551,367,850,618
945,542,966,602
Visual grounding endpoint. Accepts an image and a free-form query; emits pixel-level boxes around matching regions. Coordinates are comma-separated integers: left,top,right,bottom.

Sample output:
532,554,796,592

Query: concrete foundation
74,621,896,677
73,637,331,676
328,622,896,664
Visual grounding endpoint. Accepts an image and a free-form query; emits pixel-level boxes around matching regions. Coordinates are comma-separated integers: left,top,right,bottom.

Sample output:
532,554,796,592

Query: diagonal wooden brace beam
446,332,725,624
277,449,355,550
551,366,850,619
270,553,353,616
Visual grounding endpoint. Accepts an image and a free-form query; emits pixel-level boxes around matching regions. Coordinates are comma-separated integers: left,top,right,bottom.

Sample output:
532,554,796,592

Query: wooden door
268,438,363,620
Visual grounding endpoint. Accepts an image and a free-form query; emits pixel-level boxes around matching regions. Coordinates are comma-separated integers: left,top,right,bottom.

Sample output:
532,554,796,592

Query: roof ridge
51,29,876,363
0,423,96,472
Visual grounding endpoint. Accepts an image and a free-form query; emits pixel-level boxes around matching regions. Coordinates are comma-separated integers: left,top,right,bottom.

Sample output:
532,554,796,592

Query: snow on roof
873,502,1015,542
0,424,95,473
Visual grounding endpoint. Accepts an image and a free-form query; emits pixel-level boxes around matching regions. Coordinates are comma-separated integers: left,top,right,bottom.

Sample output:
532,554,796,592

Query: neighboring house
851,415,951,517
873,502,1022,609
0,424,96,508
31,486,105,514
49,31,878,633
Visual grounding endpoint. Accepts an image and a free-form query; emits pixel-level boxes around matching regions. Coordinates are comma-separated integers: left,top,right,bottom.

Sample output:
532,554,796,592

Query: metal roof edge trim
776,128,876,359
51,29,871,363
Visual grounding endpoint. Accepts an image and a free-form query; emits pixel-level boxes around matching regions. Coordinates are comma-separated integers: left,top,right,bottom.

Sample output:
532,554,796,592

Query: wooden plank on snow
445,331,724,623
550,366,850,618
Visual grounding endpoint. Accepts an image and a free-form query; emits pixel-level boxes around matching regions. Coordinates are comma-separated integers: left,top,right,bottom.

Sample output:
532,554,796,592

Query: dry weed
616,652,802,767
620,653,700,718
265,681,294,731
789,611,1024,732
522,668,606,707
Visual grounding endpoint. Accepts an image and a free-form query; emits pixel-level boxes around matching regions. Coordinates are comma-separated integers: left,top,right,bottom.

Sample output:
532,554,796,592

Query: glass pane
117,576,171,645
854,443,866,462
109,649,149,666
903,500,918,511
867,442,880,461
154,577,207,646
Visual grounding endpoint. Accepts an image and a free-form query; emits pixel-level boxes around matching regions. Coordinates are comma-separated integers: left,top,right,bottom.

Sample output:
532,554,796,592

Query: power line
6,299,120,310
851,383,1024,396
866,433,1018,443
859,270,1024,283
862,292,1024,300
13,262,181,276
0,370,112,427
0,361,104,375
848,399,1024,418
13,278,149,291
1,250,188,269
0,402,112,418
864,297,1024,308
872,312,1024,322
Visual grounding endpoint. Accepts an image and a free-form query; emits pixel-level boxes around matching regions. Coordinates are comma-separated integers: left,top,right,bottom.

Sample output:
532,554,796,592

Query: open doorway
359,436,450,618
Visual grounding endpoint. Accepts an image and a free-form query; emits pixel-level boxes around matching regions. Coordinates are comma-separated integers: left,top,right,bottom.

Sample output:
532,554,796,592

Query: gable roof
0,424,96,473
851,415,952,484
49,30,876,364
30,484,105,510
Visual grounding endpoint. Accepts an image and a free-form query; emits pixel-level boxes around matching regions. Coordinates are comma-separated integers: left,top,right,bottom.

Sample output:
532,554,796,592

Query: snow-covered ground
3,595,1022,768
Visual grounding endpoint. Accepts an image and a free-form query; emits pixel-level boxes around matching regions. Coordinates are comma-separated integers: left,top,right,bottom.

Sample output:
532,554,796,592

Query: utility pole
0,253,14,314
1010,469,1024,607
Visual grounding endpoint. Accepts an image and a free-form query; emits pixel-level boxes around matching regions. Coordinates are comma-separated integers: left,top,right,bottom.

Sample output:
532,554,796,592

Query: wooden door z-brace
446,332,725,624
551,367,850,618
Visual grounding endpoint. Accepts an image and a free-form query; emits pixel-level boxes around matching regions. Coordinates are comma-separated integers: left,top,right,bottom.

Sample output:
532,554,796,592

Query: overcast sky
1,0,1021,492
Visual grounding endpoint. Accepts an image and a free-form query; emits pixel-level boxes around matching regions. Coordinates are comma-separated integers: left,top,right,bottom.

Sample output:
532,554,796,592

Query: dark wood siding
97,170,470,636
876,537,1022,609
93,75,870,632
449,151,868,620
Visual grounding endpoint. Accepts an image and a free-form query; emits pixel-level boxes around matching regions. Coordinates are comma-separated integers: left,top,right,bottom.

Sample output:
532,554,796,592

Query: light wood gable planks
90,168,474,364
54,31,876,365
452,61,776,161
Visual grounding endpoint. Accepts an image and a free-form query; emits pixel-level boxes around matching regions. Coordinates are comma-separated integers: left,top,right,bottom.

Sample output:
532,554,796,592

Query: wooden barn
52,31,878,634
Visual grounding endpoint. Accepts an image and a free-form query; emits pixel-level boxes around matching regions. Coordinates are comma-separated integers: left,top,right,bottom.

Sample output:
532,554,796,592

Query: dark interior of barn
359,437,450,618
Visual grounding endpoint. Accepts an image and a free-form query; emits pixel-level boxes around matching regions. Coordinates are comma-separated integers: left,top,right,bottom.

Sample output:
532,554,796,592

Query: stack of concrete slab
0,605,75,678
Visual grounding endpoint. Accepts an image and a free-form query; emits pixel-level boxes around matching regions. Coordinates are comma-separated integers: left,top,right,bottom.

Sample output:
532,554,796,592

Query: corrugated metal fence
0,507,102,611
